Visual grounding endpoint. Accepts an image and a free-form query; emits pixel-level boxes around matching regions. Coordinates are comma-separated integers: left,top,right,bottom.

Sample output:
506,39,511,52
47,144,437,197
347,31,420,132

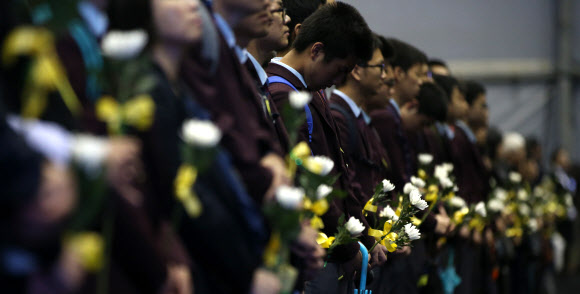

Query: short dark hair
428,59,448,69
417,82,447,122
463,80,486,105
376,34,395,64
107,0,152,32
283,0,326,35
432,73,459,104
385,38,427,72
293,2,373,62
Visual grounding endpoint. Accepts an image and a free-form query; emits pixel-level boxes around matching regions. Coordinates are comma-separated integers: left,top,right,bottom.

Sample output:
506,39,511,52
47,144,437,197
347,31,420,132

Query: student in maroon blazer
181,0,290,206
266,3,377,293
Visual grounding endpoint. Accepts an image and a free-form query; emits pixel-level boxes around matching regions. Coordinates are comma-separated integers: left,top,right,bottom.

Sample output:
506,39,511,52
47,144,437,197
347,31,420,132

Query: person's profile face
153,0,203,44
307,49,355,90
223,0,269,17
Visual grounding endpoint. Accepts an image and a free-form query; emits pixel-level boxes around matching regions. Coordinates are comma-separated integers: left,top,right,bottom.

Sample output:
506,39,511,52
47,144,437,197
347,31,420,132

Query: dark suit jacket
450,123,490,204
266,63,372,260
180,29,283,205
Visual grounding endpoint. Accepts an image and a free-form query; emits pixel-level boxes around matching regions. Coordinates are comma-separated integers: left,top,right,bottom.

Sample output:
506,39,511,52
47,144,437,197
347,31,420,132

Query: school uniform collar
455,120,476,143
389,99,401,117
332,89,371,124
270,59,308,89
246,52,268,86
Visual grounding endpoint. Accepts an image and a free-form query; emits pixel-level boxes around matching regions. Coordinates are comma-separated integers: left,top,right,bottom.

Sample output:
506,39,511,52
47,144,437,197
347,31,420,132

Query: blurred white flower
418,153,433,165
289,91,312,109
518,204,530,216
379,205,399,221
101,30,148,60
181,119,222,147
411,176,426,188
345,217,365,236
304,156,334,176
450,197,467,208
565,193,574,206
409,189,428,210
528,218,539,232
487,198,504,213
382,179,395,192
275,185,305,209
434,165,449,180
494,188,508,201
475,201,487,217
509,172,522,184
403,183,417,194
316,184,333,200
517,189,529,201
441,177,454,189
442,163,454,173
404,223,421,240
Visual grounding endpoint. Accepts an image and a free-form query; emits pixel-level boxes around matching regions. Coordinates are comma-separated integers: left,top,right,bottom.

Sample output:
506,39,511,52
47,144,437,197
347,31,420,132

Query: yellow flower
264,233,282,267
291,142,311,161
174,164,202,217
311,199,329,216
453,207,469,224
124,94,155,131
316,232,335,249
363,199,378,213
310,215,325,230
64,232,104,273
418,169,427,180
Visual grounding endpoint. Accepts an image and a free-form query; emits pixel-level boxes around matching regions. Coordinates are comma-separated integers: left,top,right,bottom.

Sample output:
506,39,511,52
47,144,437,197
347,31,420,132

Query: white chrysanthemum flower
101,30,149,60
517,189,528,201
434,165,449,180
442,163,454,172
404,223,421,240
509,172,522,184
181,119,222,147
316,184,333,200
494,188,508,201
453,185,459,192
411,176,426,188
528,218,539,232
403,183,417,194
289,91,312,109
450,197,467,208
518,204,530,216
475,201,487,217
487,198,504,213
382,179,395,192
379,205,399,221
304,156,335,176
418,153,433,165
409,189,428,210
345,217,365,236
440,177,454,189
275,185,304,209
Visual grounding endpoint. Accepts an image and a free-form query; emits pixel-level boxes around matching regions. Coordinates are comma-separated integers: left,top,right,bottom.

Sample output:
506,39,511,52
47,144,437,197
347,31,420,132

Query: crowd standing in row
1,0,578,293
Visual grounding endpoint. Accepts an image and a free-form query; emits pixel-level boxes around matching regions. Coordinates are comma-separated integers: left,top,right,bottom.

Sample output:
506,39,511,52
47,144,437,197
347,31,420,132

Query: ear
351,65,363,82
310,42,325,61
394,66,406,82
294,23,301,37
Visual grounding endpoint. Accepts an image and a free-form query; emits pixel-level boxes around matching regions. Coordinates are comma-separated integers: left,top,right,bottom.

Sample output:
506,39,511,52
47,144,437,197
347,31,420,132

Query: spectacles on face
270,7,286,20
358,63,386,73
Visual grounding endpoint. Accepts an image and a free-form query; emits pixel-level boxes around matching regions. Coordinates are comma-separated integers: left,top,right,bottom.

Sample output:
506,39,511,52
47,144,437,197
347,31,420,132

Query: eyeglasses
358,63,386,73
270,8,286,20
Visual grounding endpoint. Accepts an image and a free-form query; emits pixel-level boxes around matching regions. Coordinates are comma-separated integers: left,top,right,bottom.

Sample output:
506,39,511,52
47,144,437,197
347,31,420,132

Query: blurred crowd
1,0,579,294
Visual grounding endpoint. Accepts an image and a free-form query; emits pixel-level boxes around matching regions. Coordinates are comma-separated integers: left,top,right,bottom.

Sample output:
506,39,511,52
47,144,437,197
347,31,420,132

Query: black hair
428,59,448,70
432,73,459,104
107,0,153,33
376,34,395,64
417,82,447,122
526,136,541,160
486,126,503,160
550,146,565,164
283,0,326,35
293,2,373,62
463,80,486,105
385,38,427,72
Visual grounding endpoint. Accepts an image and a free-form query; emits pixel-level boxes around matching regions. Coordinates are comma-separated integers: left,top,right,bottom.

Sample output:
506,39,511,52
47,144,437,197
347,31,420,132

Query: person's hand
434,213,451,235
459,225,470,239
292,222,325,275
163,264,193,294
396,246,412,255
260,153,291,202
485,227,494,247
106,137,143,206
369,244,388,268
472,229,482,245
251,269,281,294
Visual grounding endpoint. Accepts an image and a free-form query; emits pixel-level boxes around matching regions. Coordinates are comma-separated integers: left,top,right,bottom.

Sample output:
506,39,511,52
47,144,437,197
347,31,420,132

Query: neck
391,91,405,107
337,84,364,108
153,42,184,82
235,31,251,48
279,49,306,76
247,40,274,66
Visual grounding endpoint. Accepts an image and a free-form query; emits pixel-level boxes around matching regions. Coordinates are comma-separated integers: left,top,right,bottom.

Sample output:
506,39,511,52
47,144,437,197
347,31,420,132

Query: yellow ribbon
3,26,82,118
468,216,485,232
410,216,422,226
96,94,155,134
505,227,523,238
310,215,325,230
174,164,203,218
453,207,469,224
264,232,282,267
418,169,427,180
303,199,329,216
363,198,378,213
316,232,335,249
425,185,439,202
381,232,398,252
368,228,384,241
63,232,104,273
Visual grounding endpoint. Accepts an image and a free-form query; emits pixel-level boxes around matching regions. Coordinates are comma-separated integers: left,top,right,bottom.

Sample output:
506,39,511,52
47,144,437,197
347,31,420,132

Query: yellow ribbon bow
316,232,335,249
363,198,378,213
2,26,82,118
96,94,155,134
425,185,439,202
453,207,469,224
310,215,325,230
287,141,311,177
64,232,104,273
303,198,330,216
174,164,203,218
381,232,398,252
